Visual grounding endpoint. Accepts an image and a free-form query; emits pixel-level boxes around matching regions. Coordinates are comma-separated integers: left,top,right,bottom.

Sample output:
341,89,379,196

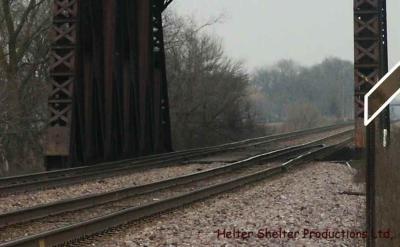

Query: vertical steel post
137,0,153,154
354,0,389,149
46,0,78,169
354,1,388,246
152,0,173,152
354,0,380,151
102,0,117,160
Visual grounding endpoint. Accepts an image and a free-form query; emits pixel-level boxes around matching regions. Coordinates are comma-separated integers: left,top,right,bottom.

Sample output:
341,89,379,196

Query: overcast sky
170,0,400,71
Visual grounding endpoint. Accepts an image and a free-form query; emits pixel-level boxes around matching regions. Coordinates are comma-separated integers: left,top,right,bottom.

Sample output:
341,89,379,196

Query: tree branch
1,0,15,36
13,0,40,38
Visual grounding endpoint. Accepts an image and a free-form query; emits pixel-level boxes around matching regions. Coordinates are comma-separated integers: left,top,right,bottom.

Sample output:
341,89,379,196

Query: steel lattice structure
47,0,387,165
354,1,390,247
353,0,389,150
46,0,173,168
47,0,78,167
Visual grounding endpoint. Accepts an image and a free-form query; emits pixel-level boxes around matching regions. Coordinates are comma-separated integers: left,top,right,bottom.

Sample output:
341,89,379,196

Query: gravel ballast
0,163,221,214
0,161,283,243
84,162,366,247
0,128,349,214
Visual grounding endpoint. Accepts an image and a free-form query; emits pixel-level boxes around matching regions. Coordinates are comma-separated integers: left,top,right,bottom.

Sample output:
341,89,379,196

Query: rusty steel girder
353,0,388,150
46,0,78,168
46,0,173,168
354,1,389,247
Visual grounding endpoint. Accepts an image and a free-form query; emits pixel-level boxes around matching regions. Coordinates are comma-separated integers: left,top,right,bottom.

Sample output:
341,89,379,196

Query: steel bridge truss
354,1,391,247
47,0,388,166
353,0,389,150
47,0,173,168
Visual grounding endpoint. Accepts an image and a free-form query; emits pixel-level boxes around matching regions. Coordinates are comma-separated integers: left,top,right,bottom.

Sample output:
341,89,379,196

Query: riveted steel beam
354,1,389,247
46,0,78,169
353,0,388,150
47,0,173,168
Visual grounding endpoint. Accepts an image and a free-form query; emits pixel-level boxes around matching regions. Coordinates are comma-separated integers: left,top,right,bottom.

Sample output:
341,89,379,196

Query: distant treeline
249,58,354,129
164,11,354,148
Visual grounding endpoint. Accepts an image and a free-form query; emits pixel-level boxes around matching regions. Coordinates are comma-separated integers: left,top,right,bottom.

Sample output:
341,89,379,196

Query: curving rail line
0,130,352,247
0,123,351,195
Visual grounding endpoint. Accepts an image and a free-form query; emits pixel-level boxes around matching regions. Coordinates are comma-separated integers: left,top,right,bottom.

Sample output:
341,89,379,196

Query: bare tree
0,0,51,175
163,11,254,149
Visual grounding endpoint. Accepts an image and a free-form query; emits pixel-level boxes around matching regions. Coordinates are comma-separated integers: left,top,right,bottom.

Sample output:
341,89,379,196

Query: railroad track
0,130,352,247
0,123,351,195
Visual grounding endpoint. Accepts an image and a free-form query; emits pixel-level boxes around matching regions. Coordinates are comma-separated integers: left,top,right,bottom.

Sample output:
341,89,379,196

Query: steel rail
0,135,352,247
0,124,351,194
0,123,349,185
0,143,320,227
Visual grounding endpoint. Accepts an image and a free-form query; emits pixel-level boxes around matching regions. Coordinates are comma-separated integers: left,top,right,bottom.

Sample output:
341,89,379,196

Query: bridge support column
46,0,78,169
354,1,389,247
353,0,388,151
46,0,173,169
